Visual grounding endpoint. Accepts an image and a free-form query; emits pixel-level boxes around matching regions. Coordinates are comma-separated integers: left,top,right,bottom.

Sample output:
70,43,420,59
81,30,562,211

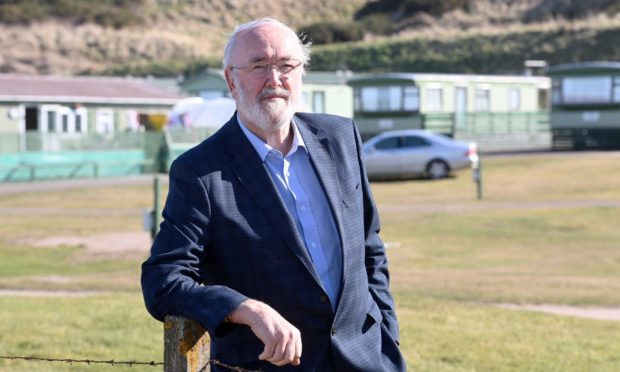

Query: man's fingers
269,338,298,366
258,343,276,361
259,328,301,366
239,300,302,366
292,336,302,366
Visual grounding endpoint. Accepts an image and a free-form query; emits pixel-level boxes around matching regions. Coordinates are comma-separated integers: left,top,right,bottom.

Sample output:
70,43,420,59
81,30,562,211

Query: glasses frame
229,59,303,78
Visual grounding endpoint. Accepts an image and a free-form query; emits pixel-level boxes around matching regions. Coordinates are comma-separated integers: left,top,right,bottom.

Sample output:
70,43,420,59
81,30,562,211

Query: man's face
225,24,304,133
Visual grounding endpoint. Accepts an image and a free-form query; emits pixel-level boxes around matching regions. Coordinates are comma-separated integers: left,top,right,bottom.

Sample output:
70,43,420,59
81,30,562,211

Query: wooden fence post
164,315,210,372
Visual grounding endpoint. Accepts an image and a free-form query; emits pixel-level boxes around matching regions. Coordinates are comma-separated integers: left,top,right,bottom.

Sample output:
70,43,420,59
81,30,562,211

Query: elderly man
141,18,406,371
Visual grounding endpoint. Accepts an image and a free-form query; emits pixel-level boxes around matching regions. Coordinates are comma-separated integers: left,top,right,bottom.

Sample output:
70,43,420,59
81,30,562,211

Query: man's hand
228,299,302,366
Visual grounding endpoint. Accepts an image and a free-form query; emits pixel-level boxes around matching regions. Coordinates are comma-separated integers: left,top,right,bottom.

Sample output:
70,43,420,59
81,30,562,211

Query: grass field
0,151,619,371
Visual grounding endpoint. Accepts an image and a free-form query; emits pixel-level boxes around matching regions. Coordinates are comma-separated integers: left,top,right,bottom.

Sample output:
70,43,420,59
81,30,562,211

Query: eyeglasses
230,59,303,78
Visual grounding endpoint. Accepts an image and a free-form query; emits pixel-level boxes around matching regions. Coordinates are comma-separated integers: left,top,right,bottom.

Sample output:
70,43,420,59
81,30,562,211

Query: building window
75,114,83,132
47,111,56,132
614,77,620,103
403,86,419,111
61,113,70,132
475,89,490,111
360,87,379,111
357,86,419,112
96,109,114,134
425,88,443,111
312,91,325,113
74,108,87,133
551,79,561,105
508,88,521,111
562,76,612,104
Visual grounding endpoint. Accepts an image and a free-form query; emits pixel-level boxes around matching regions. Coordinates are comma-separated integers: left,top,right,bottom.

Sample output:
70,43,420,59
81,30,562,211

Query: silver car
361,130,476,180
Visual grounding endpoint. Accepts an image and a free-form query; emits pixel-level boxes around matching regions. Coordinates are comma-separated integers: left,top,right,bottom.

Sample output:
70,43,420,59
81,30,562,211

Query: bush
355,0,468,21
524,0,620,22
301,21,364,45
0,0,146,28
360,13,396,35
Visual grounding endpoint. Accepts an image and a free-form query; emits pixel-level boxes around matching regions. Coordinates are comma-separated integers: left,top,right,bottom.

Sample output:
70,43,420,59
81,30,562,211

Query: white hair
222,18,311,70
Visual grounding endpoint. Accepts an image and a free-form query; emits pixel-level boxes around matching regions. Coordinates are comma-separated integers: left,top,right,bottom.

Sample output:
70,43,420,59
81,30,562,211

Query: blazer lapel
222,117,322,285
295,117,346,255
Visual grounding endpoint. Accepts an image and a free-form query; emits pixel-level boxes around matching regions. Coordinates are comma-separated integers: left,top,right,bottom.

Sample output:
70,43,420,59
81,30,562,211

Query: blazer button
320,295,328,303
331,328,337,336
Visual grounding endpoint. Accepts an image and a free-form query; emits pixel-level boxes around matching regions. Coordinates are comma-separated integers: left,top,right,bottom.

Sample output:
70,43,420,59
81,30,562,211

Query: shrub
360,13,396,35
301,21,364,45
0,0,146,28
355,0,468,21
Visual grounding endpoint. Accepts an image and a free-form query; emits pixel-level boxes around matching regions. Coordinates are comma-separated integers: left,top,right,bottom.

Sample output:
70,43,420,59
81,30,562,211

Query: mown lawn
1,152,619,371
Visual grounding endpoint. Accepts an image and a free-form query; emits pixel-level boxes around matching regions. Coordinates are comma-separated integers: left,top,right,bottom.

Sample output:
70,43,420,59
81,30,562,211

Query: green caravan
548,62,620,150
347,73,550,151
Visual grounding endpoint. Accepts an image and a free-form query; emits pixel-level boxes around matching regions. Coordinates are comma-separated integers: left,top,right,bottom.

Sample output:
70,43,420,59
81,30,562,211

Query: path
495,303,620,322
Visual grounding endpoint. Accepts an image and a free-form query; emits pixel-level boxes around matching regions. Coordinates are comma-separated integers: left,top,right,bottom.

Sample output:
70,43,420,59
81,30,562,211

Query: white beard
234,78,297,133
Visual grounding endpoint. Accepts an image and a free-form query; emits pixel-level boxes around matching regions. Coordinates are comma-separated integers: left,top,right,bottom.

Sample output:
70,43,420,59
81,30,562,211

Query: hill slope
0,0,618,76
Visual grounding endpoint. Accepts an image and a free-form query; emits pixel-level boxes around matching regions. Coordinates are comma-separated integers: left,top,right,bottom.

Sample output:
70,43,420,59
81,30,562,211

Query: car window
402,135,431,148
374,137,400,150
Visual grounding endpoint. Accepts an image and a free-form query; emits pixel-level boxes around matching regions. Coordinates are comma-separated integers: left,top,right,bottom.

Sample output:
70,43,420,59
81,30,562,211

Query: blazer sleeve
353,122,400,343
141,156,248,335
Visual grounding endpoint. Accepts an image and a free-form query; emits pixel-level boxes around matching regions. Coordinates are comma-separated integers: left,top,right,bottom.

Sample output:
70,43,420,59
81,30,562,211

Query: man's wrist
228,299,259,325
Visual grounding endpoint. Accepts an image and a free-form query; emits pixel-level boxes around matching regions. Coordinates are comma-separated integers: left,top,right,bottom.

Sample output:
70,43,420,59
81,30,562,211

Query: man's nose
265,66,284,86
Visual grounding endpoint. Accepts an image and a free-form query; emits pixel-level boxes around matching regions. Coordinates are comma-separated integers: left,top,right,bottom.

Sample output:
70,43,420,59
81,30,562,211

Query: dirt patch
495,303,620,321
0,289,108,297
22,231,152,261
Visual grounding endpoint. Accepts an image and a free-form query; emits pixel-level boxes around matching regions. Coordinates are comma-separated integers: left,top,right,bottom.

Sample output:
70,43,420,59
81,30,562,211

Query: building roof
547,61,620,76
347,72,550,87
0,74,185,105
179,68,360,89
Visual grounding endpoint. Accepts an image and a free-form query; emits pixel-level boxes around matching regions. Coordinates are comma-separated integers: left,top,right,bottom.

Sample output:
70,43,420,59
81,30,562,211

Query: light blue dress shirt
238,117,342,310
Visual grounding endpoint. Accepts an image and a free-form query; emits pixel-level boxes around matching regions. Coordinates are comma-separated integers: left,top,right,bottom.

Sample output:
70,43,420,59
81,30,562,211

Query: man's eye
251,65,268,72
279,63,295,72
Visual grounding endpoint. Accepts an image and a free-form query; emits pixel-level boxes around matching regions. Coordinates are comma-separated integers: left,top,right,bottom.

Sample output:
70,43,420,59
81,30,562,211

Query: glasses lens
241,60,301,77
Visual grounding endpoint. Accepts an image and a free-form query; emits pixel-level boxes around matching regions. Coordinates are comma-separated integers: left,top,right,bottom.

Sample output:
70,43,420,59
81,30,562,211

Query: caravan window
425,88,443,112
474,89,490,111
356,86,419,112
403,86,419,111
47,111,57,132
562,77,612,104
508,88,521,111
313,91,325,113
96,109,115,134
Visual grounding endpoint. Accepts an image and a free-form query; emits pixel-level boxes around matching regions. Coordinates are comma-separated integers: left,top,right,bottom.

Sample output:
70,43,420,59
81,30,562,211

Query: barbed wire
0,354,262,371
204,359,262,372
0,354,162,367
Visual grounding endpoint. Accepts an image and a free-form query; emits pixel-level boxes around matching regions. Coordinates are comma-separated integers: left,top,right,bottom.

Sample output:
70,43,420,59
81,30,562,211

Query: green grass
399,297,620,371
0,294,161,372
0,152,619,371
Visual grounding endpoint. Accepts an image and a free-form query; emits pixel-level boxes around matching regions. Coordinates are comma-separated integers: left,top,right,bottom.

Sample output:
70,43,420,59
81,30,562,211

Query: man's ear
224,69,236,97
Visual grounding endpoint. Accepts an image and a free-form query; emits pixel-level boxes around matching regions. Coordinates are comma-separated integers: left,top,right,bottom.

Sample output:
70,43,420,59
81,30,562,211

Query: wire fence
0,354,262,372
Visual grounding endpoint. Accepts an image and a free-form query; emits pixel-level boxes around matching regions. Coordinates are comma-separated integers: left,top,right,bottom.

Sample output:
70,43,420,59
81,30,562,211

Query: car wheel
426,159,449,179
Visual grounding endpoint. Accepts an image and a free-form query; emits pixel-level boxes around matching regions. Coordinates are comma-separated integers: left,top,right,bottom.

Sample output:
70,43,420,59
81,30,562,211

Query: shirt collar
237,113,305,162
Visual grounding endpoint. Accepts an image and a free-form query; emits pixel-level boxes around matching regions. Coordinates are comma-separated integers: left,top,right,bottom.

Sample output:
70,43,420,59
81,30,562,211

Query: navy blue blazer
141,113,405,371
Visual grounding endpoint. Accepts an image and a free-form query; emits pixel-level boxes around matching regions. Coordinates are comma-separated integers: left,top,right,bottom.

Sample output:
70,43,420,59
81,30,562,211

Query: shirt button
320,295,328,303
331,328,337,336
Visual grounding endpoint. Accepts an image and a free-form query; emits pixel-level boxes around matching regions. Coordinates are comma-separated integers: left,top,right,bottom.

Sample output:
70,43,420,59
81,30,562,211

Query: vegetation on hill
310,21,620,74
0,0,147,28
0,0,619,76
